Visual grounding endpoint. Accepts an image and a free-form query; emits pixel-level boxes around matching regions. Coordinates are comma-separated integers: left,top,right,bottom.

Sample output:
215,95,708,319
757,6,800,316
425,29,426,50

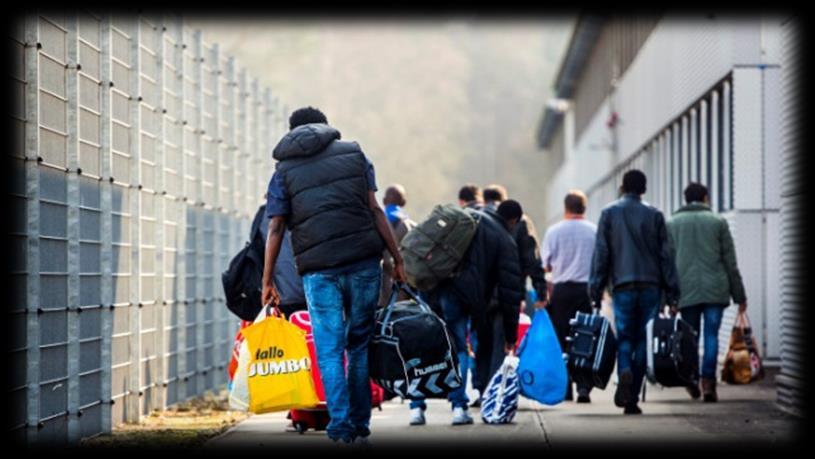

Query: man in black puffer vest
261,107,406,445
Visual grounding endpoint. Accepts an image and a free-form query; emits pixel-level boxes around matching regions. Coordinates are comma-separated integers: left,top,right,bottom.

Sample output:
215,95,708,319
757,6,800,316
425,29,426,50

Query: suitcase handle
659,305,678,319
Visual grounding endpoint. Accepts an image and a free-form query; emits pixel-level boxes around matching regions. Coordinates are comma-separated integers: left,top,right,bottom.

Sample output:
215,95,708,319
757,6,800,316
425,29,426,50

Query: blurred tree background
189,16,573,230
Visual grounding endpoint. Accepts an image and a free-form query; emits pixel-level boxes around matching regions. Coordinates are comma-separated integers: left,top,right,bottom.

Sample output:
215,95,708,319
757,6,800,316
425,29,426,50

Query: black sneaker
686,383,701,400
469,398,481,408
614,370,633,408
576,393,591,404
623,403,642,415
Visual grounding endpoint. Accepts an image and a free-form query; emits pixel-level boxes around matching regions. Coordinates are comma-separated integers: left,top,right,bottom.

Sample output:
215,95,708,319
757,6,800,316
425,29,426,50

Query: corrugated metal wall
777,17,804,416
581,62,785,370
9,11,286,444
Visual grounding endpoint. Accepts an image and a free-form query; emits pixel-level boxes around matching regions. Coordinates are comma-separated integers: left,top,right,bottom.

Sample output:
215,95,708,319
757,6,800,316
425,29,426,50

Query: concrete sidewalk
206,372,798,451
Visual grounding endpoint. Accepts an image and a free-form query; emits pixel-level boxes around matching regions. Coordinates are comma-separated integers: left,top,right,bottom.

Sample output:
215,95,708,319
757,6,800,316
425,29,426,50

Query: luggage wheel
295,421,307,435
378,405,383,411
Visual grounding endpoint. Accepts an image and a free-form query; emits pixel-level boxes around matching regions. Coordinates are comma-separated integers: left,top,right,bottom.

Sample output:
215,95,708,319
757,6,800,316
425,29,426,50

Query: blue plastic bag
516,309,568,405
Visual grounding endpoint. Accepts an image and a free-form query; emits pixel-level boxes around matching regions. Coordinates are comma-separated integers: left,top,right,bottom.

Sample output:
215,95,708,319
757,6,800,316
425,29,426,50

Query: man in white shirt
541,189,597,403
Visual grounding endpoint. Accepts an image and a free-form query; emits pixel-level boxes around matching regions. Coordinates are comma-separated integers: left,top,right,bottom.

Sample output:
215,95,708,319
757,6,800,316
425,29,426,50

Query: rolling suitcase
646,310,699,387
566,310,617,390
288,310,385,434
287,310,329,433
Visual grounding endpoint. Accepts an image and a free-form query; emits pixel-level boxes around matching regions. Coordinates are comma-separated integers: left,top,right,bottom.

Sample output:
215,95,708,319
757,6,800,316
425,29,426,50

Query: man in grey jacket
589,169,680,415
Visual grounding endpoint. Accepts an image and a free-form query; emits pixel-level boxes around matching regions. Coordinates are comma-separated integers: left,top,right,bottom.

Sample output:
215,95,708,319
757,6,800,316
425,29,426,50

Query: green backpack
399,204,478,291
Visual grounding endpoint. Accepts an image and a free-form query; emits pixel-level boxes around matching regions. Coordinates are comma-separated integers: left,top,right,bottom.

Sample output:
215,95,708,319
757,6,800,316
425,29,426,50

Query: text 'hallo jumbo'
249,345,312,377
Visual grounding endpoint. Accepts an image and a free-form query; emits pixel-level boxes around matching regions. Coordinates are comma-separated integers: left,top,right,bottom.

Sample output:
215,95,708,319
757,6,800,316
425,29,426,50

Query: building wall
572,16,659,141
543,15,785,369
777,16,804,416
8,11,286,444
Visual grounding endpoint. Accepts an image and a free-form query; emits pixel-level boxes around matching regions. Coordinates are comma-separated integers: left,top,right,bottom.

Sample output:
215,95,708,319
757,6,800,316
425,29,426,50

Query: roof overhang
538,15,606,149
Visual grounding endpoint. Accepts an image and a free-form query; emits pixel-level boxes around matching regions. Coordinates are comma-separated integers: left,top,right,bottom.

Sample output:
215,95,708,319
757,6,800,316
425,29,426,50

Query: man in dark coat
589,169,680,415
408,192,524,426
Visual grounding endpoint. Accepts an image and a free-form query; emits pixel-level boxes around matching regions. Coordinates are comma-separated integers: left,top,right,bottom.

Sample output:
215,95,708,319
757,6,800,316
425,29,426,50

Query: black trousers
474,310,506,393
548,281,593,396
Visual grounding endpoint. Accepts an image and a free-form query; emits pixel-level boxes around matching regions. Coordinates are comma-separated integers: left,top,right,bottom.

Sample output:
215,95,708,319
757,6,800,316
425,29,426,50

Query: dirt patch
79,388,250,449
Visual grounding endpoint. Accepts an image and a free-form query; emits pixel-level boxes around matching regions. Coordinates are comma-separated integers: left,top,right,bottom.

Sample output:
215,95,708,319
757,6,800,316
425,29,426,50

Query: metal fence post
24,12,42,444
126,14,142,424
153,14,167,413
98,12,113,435
65,12,81,443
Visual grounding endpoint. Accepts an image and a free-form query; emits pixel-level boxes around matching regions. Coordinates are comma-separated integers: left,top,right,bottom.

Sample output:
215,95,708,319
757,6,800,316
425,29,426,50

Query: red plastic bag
515,312,532,352
228,320,253,383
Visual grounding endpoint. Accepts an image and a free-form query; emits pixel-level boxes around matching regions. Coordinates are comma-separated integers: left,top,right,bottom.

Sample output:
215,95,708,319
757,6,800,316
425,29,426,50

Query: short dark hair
384,184,407,207
621,169,647,195
289,106,328,130
458,184,482,203
564,189,587,214
497,199,523,222
483,184,508,203
684,182,709,204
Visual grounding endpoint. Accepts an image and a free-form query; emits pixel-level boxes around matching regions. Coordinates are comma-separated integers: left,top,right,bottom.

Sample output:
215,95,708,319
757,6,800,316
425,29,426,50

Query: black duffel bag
221,206,266,321
369,282,462,399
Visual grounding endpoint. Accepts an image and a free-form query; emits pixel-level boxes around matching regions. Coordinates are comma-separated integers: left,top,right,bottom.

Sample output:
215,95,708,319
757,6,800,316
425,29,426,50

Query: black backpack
222,206,266,321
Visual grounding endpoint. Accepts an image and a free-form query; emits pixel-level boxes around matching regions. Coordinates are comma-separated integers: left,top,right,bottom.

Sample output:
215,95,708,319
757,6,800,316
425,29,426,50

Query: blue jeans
302,264,382,442
468,320,478,394
680,303,726,379
409,289,470,410
612,286,661,403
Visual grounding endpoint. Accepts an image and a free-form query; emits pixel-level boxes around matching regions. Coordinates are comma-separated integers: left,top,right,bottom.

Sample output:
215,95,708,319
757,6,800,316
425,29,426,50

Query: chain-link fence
8,11,287,444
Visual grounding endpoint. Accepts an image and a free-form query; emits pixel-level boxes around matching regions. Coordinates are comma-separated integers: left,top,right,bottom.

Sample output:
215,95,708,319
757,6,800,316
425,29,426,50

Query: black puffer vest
272,123,384,275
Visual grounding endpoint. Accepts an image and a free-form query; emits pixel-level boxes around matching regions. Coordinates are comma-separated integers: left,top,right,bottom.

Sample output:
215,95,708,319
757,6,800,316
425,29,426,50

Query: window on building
722,79,732,211
700,99,709,193
601,75,733,216
690,108,698,183
711,90,720,212
671,119,682,209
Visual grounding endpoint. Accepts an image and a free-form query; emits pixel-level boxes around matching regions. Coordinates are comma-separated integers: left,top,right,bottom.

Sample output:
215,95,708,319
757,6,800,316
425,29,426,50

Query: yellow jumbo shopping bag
240,314,321,413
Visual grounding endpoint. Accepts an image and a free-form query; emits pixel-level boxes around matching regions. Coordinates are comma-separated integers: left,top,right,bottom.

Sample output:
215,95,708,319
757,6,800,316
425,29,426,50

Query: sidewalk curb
205,413,254,446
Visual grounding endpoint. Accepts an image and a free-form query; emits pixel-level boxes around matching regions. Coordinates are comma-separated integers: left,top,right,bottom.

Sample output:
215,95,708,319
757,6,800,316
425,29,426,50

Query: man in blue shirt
261,106,405,445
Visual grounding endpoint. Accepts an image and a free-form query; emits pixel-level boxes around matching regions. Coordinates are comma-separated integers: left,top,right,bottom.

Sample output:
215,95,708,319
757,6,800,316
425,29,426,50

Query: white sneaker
451,407,474,425
409,407,426,425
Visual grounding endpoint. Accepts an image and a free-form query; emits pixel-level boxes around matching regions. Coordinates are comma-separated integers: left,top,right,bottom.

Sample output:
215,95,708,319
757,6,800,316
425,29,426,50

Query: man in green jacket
667,183,747,402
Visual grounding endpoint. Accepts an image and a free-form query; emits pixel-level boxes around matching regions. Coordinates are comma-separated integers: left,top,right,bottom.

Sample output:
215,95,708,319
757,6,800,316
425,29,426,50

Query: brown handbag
721,311,763,384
